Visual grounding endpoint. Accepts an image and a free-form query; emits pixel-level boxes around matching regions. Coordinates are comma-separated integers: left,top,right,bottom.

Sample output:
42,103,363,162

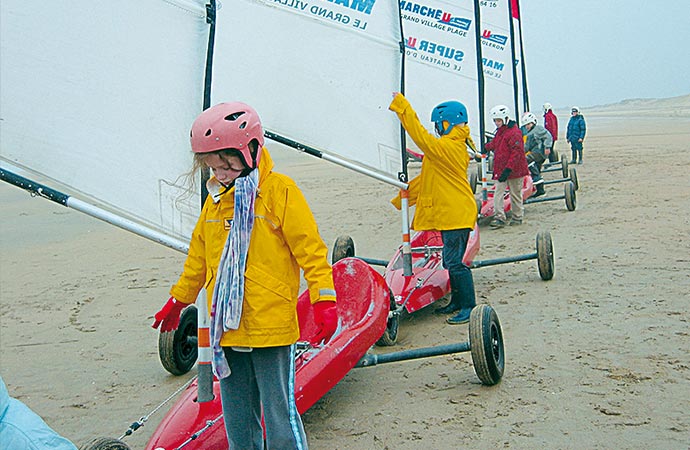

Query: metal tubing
265,130,408,190
470,252,537,268
541,165,563,173
355,341,471,367
1,166,190,253
356,256,389,267
543,177,570,185
524,194,565,204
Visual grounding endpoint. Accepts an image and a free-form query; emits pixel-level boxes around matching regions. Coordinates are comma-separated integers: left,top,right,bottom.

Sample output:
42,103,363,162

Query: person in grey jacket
520,112,553,197
566,106,587,164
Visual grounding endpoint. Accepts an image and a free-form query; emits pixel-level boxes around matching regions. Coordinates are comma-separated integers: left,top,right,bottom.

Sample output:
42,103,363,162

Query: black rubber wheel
536,231,554,281
569,167,579,191
79,437,131,450
332,235,355,264
469,304,504,385
564,181,577,211
560,155,569,178
158,304,198,376
375,291,399,347
551,149,559,163
469,171,478,194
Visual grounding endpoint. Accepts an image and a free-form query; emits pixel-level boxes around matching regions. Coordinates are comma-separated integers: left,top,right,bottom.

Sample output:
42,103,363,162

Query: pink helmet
190,102,265,169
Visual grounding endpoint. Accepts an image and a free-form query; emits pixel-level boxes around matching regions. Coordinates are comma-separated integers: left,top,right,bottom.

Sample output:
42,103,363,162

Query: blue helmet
431,101,468,136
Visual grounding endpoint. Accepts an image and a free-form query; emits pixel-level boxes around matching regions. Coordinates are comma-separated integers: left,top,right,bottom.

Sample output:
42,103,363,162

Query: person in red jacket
484,105,530,228
543,102,559,163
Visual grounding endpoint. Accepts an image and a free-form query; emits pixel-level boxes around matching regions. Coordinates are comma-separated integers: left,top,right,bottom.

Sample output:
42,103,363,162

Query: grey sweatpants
220,345,307,450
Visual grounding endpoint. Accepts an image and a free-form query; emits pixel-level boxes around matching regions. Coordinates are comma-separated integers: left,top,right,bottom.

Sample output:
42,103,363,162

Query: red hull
385,226,480,313
145,258,390,449
479,176,535,219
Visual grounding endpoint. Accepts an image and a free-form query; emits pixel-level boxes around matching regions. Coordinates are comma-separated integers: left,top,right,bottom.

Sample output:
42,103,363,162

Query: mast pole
395,0,413,277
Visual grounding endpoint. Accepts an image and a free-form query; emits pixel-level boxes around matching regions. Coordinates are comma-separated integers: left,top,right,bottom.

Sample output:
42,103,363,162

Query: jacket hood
445,123,470,140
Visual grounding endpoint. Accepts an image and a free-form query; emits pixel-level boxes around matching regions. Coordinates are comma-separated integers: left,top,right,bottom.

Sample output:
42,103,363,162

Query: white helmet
571,106,580,113
520,112,538,127
490,104,510,123
543,102,552,112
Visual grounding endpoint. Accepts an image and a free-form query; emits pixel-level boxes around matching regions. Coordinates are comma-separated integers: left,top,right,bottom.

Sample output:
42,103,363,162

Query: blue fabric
441,228,476,310
566,114,586,142
0,376,77,450
210,169,259,379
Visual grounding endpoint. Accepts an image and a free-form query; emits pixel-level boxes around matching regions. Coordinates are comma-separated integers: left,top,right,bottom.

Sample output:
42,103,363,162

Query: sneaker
446,308,472,325
578,160,583,165
509,218,522,226
489,218,506,229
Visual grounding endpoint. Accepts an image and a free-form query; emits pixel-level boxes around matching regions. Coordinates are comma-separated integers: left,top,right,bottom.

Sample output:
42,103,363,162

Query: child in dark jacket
566,106,587,164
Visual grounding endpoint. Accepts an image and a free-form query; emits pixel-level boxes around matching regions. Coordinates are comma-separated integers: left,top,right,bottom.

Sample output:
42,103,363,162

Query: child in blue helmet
389,93,477,325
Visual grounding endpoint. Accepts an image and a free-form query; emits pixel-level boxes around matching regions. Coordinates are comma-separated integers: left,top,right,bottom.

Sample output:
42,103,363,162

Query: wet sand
1,96,689,449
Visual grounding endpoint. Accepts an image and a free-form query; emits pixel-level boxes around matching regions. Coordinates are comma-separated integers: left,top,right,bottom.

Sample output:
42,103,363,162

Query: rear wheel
469,305,504,385
569,167,579,191
469,171,478,194
550,149,559,162
332,235,355,264
565,182,577,211
561,156,569,178
536,231,554,281
158,305,198,375
79,438,131,450
375,291,399,347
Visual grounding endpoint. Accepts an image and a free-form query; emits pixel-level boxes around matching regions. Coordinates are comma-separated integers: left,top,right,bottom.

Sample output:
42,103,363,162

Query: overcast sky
519,0,690,110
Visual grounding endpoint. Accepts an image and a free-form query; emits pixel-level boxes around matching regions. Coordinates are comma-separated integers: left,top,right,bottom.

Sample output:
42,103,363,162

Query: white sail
211,0,404,183
0,0,208,241
400,0,483,146
480,0,519,128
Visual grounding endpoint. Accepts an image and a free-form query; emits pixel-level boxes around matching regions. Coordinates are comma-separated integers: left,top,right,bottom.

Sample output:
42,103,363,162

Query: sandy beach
1,95,689,449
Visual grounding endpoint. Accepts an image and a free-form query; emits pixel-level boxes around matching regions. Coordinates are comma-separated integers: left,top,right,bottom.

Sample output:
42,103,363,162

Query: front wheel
469,304,504,386
158,304,198,375
332,235,355,264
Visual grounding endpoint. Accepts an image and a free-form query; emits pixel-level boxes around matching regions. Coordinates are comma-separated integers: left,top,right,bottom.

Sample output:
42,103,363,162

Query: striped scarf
210,169,259,379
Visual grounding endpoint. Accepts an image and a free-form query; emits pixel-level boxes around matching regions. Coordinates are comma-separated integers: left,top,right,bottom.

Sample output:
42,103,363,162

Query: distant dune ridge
554,93,690,117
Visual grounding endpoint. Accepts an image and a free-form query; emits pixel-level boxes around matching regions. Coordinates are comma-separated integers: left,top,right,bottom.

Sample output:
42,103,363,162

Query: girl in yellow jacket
152,102,336,449
390,93,477,325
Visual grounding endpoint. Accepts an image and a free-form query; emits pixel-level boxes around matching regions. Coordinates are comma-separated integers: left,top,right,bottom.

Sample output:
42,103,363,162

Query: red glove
152,296,187,332
311,301,338,345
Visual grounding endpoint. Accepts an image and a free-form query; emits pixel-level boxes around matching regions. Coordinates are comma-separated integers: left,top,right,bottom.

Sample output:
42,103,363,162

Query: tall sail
400,0,484,146
211,0,405,184
0,0,209,242
511,0,530,115
479,0,519,129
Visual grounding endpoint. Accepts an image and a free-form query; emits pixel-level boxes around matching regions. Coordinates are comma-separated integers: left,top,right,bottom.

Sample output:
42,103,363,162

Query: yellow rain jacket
389,94,477,231
170,149,336,348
